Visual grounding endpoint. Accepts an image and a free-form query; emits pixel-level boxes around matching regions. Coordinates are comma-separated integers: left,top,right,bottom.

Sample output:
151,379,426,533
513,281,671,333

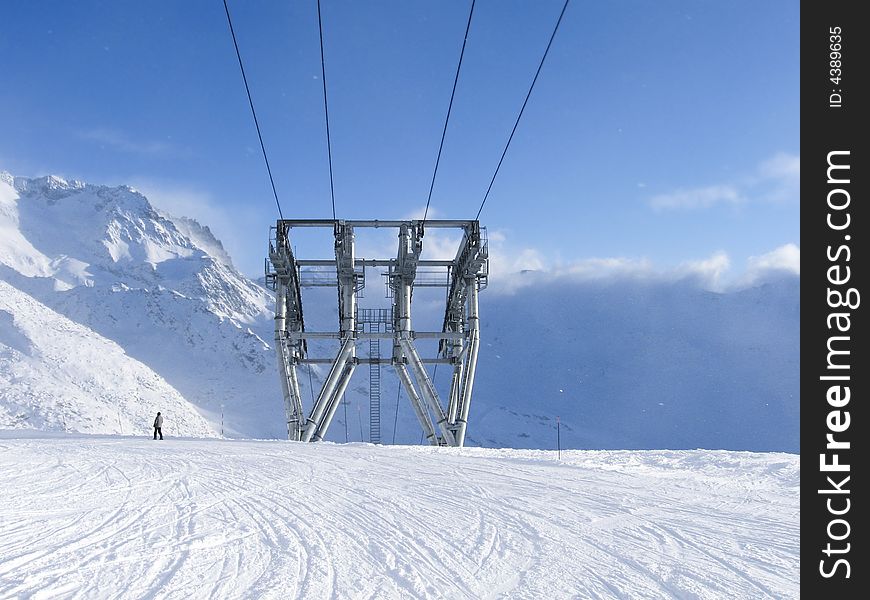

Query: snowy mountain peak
1,172,271,322
10,173,87,198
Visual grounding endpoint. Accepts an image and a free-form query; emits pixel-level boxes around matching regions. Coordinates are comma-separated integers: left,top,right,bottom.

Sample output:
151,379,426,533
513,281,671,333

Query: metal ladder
357,308,392,444
369,336,381,444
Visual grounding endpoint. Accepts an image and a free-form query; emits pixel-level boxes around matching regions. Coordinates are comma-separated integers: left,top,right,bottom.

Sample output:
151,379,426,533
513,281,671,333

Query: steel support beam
455,278,480,446
286,331,464,340
400,338,456,446
299,358,453,365
277,219,479,228
296,259,455,267
271,230,306,440
285,358,304,440
300,221,362,443
275,281,295,438
446,357,464,427
334,222,358,338
313,361,357,442
394,362,438,445
301,336,355,442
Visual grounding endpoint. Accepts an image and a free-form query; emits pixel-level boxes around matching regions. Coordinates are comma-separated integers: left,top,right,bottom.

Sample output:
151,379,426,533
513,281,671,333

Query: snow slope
0,172,282,438
0,432,799,599
0,281,215,437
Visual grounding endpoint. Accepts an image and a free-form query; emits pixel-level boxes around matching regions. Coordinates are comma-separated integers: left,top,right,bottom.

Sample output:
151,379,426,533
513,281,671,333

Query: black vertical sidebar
802,1,867,595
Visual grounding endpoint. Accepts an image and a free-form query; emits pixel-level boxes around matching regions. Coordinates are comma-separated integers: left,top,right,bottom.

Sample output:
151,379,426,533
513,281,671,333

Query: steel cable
316,0,337,220
222,0,285,220
422,0,476,226
474,0,570,220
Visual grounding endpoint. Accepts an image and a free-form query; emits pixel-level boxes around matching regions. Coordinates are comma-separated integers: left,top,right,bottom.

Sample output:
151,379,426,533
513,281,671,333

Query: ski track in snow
0,434,799,599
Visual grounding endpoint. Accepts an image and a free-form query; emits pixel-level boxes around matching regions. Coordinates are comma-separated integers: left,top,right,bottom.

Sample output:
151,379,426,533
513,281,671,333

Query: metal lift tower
266,220,488,446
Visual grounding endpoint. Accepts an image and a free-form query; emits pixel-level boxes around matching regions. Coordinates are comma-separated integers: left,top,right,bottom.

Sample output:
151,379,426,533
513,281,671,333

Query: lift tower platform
266,219,488,446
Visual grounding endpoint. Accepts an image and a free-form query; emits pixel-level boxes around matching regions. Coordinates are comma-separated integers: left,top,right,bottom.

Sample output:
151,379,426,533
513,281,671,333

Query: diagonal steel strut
301,336,355,442
400,338,456,446
394,362,438,445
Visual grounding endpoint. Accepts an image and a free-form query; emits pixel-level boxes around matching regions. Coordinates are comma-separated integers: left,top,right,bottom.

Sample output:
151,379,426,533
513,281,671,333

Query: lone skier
153,412,164,440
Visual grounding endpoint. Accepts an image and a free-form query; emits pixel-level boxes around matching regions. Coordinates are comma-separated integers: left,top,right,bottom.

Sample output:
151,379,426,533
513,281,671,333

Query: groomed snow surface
0,433,799,599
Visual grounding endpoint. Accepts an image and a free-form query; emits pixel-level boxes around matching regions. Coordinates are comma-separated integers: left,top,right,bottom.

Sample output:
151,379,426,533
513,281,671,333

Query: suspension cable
422,0,476,226
222,0,284,220
316,0,337,220
307,364,316,404
474,0,570,220
392,384,401,445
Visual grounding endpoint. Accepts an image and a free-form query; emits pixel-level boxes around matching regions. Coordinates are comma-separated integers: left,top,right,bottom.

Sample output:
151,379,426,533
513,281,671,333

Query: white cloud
563,257,654,279
756,153,800,203
486,232,798,295
649,152,799,211
741,244,800,285
420,230,463,261
401,205,436,221
650,185,744,211
759,153,800,183
486,229,546,283
749,243,800,274
676,251,731,291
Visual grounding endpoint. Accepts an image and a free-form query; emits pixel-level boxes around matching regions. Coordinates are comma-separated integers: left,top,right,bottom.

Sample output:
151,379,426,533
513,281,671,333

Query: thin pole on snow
556,415,561,461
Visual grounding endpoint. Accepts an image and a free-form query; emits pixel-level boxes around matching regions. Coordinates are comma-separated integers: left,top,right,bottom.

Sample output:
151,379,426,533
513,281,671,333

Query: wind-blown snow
157,210,235,269
0,433,799,599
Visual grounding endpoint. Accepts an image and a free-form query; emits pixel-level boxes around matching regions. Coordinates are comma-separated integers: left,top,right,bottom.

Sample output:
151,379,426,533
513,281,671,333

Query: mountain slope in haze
472,274,800,452
0,171,799,451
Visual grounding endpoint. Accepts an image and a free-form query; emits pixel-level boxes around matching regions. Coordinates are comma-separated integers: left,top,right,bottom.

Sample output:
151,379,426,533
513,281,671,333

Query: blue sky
0,0,799,279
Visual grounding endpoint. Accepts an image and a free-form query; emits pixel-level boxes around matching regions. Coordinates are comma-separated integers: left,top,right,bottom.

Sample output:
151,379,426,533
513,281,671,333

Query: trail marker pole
557,415,561,461
221,404,224,438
